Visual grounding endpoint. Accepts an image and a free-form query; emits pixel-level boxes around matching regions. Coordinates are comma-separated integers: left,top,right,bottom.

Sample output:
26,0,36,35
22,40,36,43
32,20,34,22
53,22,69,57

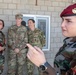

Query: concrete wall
0,0,76,75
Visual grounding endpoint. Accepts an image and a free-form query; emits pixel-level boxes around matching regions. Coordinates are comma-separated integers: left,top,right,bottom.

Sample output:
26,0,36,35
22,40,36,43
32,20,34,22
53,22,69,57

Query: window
23,14,50,51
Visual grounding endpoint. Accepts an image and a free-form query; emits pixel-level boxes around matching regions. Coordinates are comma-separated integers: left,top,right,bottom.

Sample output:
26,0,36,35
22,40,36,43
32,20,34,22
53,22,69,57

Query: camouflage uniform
27,28,45,75
0,31,5,74
28,28,45,48
66,57,76,75
8,25,28,75
54,37,76,75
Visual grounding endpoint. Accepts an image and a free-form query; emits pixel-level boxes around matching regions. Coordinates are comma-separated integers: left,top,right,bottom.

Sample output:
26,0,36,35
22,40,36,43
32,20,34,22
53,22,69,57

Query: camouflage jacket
0,31,5,54
28,28,45,49
54,37,76,73
8,25,28,50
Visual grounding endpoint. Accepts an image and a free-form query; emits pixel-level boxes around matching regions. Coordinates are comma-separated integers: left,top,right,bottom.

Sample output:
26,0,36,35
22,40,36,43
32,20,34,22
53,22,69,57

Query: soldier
27,19,45,75
0,19,5,74
7,14,28,75
54,3,76,75
28,19,45,49
26,3,76,75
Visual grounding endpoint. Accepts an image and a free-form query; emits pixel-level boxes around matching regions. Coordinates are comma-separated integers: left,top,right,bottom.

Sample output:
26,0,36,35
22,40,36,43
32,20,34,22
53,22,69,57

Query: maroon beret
60,3,76,17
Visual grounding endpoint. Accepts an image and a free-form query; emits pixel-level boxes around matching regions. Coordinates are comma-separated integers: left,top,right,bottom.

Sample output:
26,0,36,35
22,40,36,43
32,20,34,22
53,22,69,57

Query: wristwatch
39,62,49,72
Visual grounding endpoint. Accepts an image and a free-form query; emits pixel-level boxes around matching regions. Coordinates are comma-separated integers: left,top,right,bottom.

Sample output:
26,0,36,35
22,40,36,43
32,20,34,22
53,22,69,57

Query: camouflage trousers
27,59,42,75
0,54,5,74
8,49,27,75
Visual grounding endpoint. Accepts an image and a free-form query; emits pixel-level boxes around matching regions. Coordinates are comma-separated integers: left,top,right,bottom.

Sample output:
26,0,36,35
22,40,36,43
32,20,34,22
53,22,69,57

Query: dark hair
28,19,35,23
0,19,4,29
21,21,26,27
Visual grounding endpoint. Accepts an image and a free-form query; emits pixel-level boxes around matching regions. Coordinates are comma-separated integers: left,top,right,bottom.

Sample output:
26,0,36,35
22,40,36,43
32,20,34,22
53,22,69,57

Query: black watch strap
39,62,50,72
44,62,50,67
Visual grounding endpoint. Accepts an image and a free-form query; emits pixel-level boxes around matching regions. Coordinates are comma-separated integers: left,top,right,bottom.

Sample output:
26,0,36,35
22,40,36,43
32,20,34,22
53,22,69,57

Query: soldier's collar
64,37,76,45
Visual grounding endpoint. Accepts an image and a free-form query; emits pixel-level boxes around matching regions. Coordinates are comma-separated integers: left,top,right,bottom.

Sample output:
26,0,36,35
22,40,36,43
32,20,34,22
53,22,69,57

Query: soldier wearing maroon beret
26,3,76,75
60,3,76,17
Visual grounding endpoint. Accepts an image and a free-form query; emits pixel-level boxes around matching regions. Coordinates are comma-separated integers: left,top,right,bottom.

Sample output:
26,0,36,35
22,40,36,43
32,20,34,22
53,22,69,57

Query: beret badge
72,8,76,14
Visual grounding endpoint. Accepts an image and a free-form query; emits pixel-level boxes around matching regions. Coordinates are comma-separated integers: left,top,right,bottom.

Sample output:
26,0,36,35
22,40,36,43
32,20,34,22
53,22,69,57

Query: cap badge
72,8,76,14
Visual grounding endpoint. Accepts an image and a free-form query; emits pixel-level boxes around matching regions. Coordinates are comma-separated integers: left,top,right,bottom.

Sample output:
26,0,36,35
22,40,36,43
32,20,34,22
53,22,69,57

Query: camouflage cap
15,13,23,19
